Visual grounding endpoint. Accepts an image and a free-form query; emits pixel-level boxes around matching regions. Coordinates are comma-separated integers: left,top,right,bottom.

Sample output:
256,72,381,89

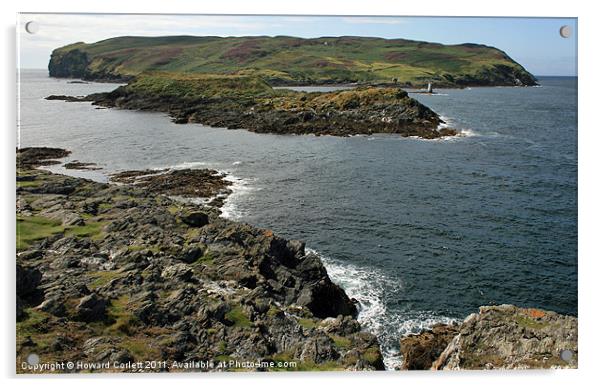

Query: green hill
48,35,537,87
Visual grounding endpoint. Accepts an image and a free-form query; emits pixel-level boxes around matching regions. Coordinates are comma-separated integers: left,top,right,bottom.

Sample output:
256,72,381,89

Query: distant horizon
18,15,577,76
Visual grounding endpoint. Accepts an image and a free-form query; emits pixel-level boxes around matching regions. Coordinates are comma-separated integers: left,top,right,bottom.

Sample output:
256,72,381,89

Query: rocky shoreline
399,305,578,370
46,73,457,139
16,147,384,373
16,148,578,373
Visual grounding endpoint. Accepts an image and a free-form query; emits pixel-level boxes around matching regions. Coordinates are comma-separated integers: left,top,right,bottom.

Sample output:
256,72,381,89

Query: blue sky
18,14,577,76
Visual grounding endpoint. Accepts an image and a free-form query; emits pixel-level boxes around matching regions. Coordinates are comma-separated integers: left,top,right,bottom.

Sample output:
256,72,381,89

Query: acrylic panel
16,13,578,373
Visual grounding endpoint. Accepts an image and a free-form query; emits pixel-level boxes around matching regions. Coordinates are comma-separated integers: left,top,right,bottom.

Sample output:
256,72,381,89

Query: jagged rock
431,305,578,370
75,293,108,322
16,153,386,373
37,296,67,317
399,323,459,370
299,335,340,363
296,278,357,319
161,264,194,282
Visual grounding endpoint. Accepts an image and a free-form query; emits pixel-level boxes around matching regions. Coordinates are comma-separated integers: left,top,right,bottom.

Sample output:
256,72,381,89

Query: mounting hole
26,353,40,365
560,349,573,362
25,21,39,34
559,25,571,38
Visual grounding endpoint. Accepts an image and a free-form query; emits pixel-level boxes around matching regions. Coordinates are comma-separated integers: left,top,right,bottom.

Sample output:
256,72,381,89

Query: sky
17,14,577,76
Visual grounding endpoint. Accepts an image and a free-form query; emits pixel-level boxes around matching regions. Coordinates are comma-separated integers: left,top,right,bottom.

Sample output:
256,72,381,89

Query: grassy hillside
49,35,537,87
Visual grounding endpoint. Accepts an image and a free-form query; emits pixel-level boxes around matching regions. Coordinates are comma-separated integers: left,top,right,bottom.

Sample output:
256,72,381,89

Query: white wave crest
458,128,479,137
220,174,258,220
309,248,456,370
163,161,211,170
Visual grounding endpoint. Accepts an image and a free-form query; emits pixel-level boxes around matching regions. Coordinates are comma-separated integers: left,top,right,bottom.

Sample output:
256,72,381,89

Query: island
48,35,537,87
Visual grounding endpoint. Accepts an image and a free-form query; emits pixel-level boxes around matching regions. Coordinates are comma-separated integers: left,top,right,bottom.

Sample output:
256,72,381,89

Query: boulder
180,211,209,227
75,293,108,322
179,246,203,263
296,279,357,318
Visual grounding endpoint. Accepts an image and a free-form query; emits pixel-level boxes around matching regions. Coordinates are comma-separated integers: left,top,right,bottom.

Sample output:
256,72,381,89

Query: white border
2,1,600,386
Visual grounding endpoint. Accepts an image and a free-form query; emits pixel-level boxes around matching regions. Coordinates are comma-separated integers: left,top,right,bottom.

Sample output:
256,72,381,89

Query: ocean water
18,70,577,369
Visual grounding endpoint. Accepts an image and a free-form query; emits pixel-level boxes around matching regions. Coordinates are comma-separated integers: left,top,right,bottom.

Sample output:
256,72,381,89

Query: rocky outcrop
399,323,459,370
399,305,578,370
17,147,71,168
110,168,232,198
47,73,455,139
16,148,383,373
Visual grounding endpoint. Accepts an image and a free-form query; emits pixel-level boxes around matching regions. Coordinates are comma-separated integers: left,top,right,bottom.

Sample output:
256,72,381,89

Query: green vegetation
88,270,126,290
194,250,215,266
17,215,108,251
66,220,107,240
361,347,383,365
106,295,139,335
49,35,537,87
330,335,352,349
516,315,548,330
126,72,275,99
224,306,251,328
17,308,51,337
16,216,64,251
297,318,317,330
17,180,42,188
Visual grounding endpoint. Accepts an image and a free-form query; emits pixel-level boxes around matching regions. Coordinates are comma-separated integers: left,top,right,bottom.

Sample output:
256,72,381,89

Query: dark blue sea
18,70,577,368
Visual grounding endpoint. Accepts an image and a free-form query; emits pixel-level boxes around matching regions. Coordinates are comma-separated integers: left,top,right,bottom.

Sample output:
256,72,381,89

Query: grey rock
75,293,108,322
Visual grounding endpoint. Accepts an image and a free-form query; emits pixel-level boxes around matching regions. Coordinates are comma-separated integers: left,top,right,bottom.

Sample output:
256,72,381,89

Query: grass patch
88,270,126,290
267,305,282,318
106,295,139,335
297,318,317,330
97,203,112,211
65,220,107,240
194,250,215,266
360,347,382,365
17,308,51,338
16,216,64,251
224,306,251,328
516,315,547,330
120,337,159,360
17,180,42,188
330,335,352,349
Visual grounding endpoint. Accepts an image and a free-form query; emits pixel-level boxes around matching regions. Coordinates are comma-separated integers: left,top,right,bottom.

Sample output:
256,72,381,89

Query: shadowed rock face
399,305,578,370
16,148,383,373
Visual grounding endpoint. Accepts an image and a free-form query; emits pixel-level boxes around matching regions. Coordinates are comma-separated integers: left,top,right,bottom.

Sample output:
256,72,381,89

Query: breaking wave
309,248,456,370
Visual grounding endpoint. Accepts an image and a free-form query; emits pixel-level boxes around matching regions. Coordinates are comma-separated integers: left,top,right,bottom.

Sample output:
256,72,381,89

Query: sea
18,70,578,369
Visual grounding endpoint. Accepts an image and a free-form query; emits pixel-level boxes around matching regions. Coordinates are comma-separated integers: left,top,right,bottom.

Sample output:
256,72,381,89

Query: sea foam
310,247,456,370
